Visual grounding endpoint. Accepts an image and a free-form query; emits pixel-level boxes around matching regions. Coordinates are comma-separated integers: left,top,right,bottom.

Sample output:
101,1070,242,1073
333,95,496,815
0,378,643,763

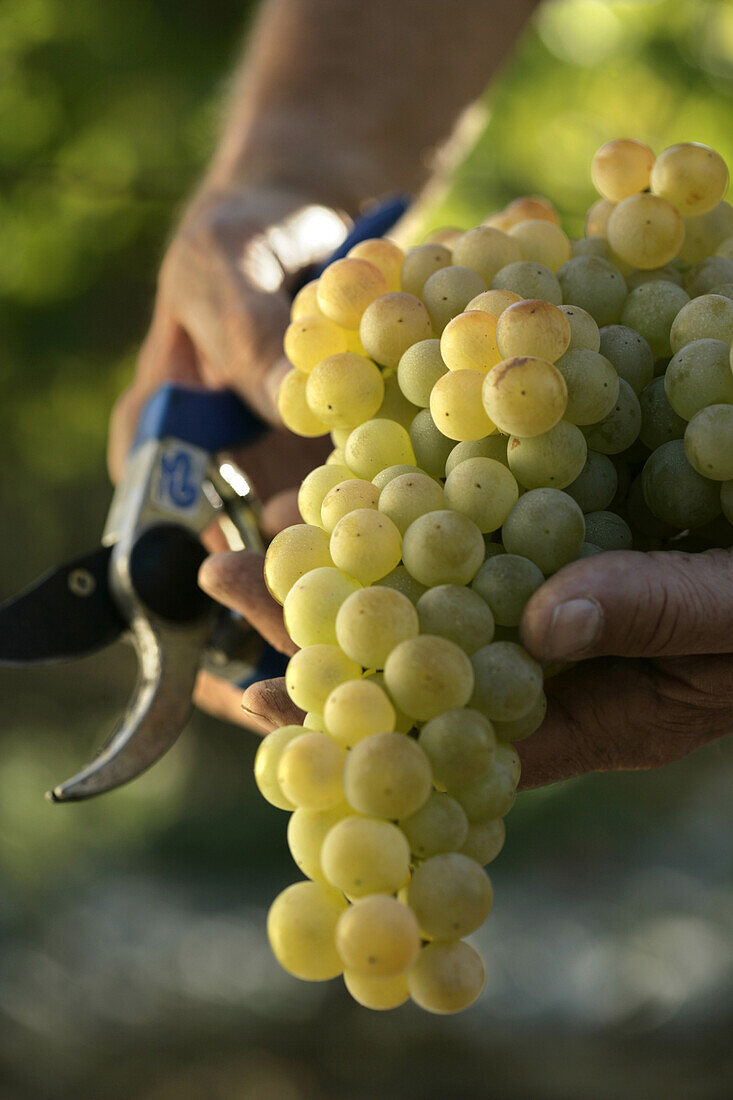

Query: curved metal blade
0,546,125,665
48,612,211,802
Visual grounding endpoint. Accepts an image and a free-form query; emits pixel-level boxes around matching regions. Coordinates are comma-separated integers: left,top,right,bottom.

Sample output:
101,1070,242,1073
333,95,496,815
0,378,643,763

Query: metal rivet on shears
68,569,96,598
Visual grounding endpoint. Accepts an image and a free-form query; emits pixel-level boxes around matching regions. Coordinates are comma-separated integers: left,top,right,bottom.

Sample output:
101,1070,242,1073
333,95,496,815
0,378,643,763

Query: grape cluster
258,140,733,1015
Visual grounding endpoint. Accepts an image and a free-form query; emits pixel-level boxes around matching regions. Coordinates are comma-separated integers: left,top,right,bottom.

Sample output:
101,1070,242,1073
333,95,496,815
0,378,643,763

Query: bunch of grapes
256,140,733,1014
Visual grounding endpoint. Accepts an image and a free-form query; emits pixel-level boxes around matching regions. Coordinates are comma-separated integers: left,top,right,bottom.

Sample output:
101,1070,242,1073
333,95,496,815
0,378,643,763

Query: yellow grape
430,369,497,441
482,356,568,437
343,969,409,1010
651,142,729,217
378,470,444,534
335,585,419,670
287,803,353,883
400,242,452,297
321,815,410,897
336,895,421,978
495,298,571,362
591,138,655,202
297,464,352,527
496,195,561,228
267,881,347,981
277,368,328,437
585,198,615,238
277,731,346,811
254,725,305,811
440,310,502,372
348,238,404,291
264,523,332,604
284,313,348,372
383,634,475,721
407,852,493,940
607,193,685,269
320,478,380,533
359,292,432,368
401,509,485,586
324,678,396,747
317,257,388,328
343,731,433,819
443,456,519,533
285,644,361,713
283,566,361,648
290,278,322,320
450,226,522,284
466,288,522,316
509,219,571,272
345,418,416,479
330,508,402,584
306,353,384,429
407,941,486,1014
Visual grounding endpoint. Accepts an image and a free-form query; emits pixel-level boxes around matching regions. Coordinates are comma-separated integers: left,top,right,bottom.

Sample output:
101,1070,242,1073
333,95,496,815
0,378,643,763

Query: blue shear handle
133,194,410,455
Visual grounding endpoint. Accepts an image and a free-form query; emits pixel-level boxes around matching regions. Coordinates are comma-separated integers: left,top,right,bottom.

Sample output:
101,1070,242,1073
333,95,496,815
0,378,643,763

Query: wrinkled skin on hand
197,537,733,790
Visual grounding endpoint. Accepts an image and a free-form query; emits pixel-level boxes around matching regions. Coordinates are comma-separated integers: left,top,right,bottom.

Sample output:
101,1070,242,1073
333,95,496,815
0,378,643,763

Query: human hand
107,188,333,496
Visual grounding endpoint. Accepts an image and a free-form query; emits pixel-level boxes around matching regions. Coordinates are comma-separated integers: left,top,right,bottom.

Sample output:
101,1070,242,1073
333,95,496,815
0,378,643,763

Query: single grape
440,309,502,372
418,708,495,789
343,731,433,818
557,256,627,326
650,142,729,216
297,464,352,527
499,194,561,228
585,198,616,238
431,369,498,441
401,242,452,298
345,418,416,480
372,463,422,490
607,193,685,268
482,356,568,437
320,478,380,533
470,641,543,722
321,815,411,897
684,405,733,481
343,969,409,1010
285,645,361,713
317,257,388,328
493,692,547,742
336,895,421,979
460,817,506,865
466,288,522,316
359,292,432,368
620,281,690,359
335,585,419,670
329,508,402,585
277,731,346,811
471,554,544,627
444,457,519,531
669,294,733,353
450,226,522,283
407,940,486,1015
384,635,475,721
495,298,571,362
306,353,385,430
553,349,619,425
508,219,571,272
264,523,332,604
453,760,516,821
564,450,618,513
409,407,456,477
283,566,361,648
290,278,321,320
416,584,495,655
267,881,348,981
348,238,404,291
491,260,562,304
598,325,655,395
323,678,396,747
582,379,642,455
501,488,585,573
422,265,487,334
408,853,493,941
399,792,469,859
402,509,485,586
626,475,678,540
642,439,721,528
397,339,447,407
583,510,633,551
287,803,352,883
445,434,509,476
591,138,655,201
277,368,329,437
254,725,305,811
284,313,348,373
507,420,588,490
561,304,601,352
378,470,444,534
638,376,687,450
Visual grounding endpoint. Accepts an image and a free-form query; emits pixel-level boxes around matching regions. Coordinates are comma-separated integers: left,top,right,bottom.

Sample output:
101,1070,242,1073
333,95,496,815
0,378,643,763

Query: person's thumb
520,548,733,663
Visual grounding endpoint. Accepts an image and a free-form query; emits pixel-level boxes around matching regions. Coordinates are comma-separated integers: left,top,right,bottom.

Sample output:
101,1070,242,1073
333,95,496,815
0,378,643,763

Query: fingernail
545,597,603,660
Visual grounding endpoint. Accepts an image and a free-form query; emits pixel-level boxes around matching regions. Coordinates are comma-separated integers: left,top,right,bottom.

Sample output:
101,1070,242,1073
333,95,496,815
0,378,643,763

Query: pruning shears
0,195,409,803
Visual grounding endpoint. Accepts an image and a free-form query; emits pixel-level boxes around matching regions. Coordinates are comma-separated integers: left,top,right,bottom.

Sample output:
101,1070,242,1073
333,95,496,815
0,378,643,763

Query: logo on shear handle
154,446,201,513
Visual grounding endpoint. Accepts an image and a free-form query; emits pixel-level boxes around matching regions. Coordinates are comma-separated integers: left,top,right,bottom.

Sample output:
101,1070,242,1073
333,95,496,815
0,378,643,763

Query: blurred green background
1,1,732,1096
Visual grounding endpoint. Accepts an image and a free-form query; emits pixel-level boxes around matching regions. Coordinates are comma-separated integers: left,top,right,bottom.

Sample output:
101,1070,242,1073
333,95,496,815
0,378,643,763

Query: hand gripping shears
0,195,408,802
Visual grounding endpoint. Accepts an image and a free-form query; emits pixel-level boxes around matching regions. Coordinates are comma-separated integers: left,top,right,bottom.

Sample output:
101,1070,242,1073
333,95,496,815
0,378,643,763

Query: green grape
330,508,402,584
453,760,516,821
642,439,721,528
336,895,420,979
416,584,495,655
598,325,654,395
378,470,444,535
379,565,428,604
397,339,447,406
417,708,495,789
638,376,687,450
335,585,419,670
320,478,380,533
684,405,733,480
349,238,404,292
583,510,633,551
684,257,733,297
470,641,543,722
679,201,733,263
572,236,611,260
321,816,410,897
721,480,733,523
577,542,604,557
372,463,422,490
267,881,348,981
451,226,522,284
591,138,655,201
324,678,396,748
561,304,601,352
607,193,685,268
507,420,587,490
306,353,385,430
709,283,733,301
491,260,562,305
359,292,432,369
620,281,690,358
553,349,619,426
399,792,469,859
626,266,684,290
422,265,487,334
376,372,419,430
401,242,452,298
582,379,642,455
493,692,547,742
650,142,729,217
670,295,733,354
343,731,433,818
557,256,627,326
445,435,509,476
564,450,618,512
264,523,333,604
297,464,352,527
285,645,361,713
407,940,486,1015
384,635,475,721
495,742,521,786
287,804,352,883
509,219,571,273
444,457,519,531
626,475,678,540
501,488,585,573
283,566,361,648
482,356,568,437
402,510,485,586
277,731,346,811
407,853,493,940
284,313,348,372
317,257,388,328
471,553,544,627
345,419,416,480
495,298,571,362
343,969,409,1011
409,408,456,478
460,817,506,865
431,369,498,441
277,368,329,437
254,725,305,811
440,309,503,375
467,288,522,316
